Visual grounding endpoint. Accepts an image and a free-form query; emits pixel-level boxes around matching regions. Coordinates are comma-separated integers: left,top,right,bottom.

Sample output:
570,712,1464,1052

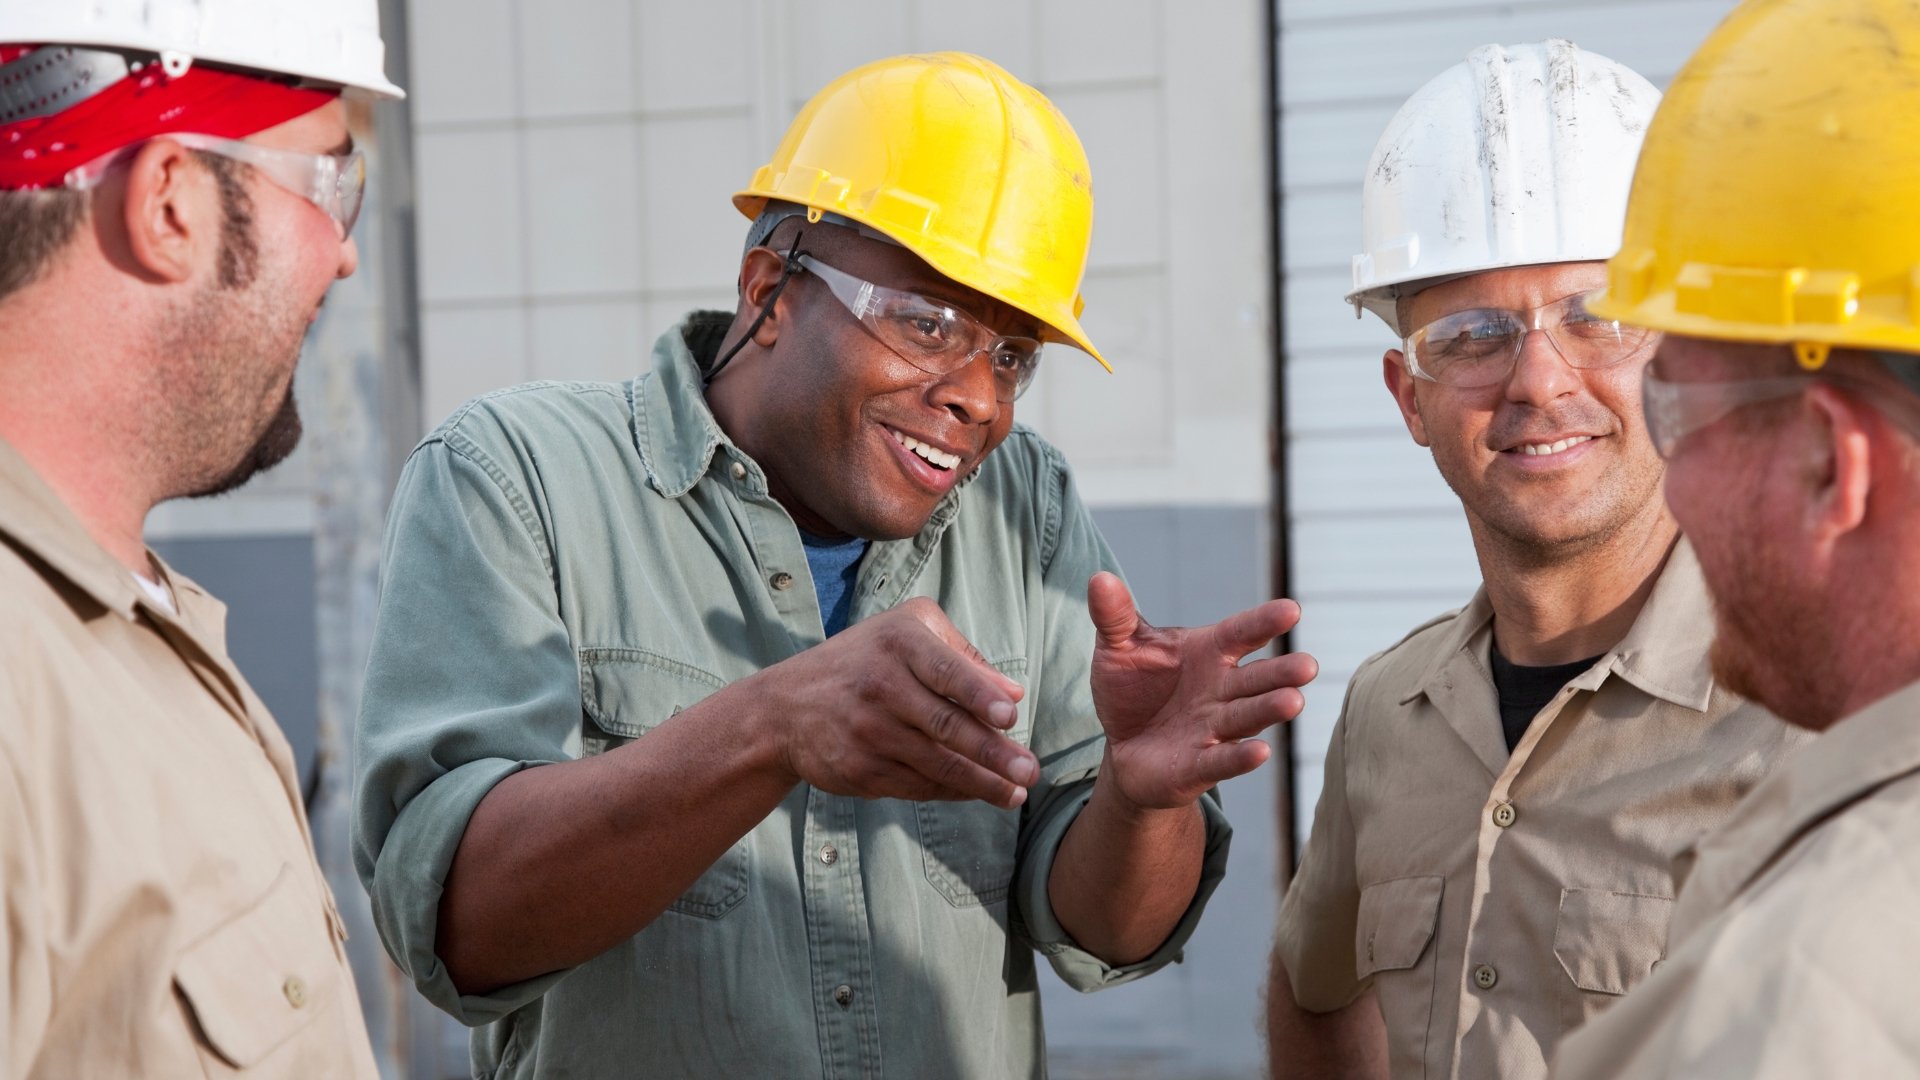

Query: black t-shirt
1489,648,1603,752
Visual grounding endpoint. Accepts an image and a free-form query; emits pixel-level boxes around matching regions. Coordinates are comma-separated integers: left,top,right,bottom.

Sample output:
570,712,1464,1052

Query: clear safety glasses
1640,370,1822,457
797,254,1043,402
1403,290,1656,387
65,132,367,238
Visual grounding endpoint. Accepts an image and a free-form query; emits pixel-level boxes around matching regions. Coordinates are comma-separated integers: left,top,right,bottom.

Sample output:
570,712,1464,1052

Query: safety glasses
65,132,366,238
1404,289,1655,387
798,254,1043,402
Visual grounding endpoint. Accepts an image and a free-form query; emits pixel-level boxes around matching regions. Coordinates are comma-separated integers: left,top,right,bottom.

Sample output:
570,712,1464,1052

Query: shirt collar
1681,678,1920,912
1401,537,1717,713
0,434,144,620
633,312,735,499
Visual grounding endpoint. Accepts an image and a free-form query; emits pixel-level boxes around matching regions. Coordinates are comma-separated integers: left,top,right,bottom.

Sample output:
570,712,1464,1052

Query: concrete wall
1276,0,1745,852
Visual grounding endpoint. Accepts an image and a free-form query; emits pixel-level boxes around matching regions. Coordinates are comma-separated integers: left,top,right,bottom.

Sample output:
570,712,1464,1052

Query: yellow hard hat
735,52,1108,370
1592,0,1920,370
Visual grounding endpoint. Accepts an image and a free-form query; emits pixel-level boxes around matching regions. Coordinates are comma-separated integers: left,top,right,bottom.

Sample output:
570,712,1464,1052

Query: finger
1086,571,1141,649
1213,687,1307,741
885,680,1040,788
890,621,1022,729
1226,652,1320,701
1182,738,1273,788
899,600,1026,704
1208,598,1304,660
841,759,974,803
886,731,1031,809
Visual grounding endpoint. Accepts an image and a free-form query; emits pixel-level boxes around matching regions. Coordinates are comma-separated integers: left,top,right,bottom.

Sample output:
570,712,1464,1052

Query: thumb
1087,571,1140,650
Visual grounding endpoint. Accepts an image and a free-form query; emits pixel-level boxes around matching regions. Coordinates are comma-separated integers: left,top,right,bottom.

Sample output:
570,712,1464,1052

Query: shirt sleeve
1272,674,1367,1012
351,426,584,1026
1008,440,1234,992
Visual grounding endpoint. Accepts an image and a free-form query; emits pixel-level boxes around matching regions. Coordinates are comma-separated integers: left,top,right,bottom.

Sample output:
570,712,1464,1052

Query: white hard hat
1347,39,1655,334
2,0,403,100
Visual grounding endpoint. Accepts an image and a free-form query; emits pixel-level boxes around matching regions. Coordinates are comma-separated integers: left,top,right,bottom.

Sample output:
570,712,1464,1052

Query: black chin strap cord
704,230,808,386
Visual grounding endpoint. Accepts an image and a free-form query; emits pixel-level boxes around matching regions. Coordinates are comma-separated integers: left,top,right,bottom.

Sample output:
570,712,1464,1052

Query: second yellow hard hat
1593,0,1920,370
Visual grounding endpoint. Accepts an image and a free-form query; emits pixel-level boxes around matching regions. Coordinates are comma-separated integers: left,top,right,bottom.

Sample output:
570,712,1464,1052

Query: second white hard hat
1347,39,1655,335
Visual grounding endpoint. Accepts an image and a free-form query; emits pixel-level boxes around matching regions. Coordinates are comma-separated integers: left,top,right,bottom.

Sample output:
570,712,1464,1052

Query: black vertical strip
1265,0,1299,883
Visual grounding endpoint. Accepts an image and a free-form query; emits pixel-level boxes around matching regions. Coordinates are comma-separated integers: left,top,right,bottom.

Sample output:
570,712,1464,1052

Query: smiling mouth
1508,435,1595,457
887,427,962,471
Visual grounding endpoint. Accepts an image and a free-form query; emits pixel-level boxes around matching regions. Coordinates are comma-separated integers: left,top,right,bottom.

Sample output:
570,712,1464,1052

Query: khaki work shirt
0,439,377,1079
1275,541,1807,1080
1552,679,1920,1078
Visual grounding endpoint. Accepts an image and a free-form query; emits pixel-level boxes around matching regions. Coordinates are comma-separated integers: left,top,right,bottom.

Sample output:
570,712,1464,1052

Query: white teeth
1519,435,1593,457
891,429,960,470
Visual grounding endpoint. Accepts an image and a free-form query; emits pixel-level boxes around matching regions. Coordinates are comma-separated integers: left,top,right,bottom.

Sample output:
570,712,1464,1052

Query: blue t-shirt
799,529,869,636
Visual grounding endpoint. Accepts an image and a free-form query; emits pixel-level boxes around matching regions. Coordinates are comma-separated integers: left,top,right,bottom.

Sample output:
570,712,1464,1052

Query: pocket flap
1553,888,1672,995
579,648,726,738
174,866,340,1068
1355,875,1444,979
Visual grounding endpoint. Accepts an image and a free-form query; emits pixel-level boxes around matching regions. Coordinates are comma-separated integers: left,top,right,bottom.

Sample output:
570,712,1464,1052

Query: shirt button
730,461,747,480
283,976,308,1009
834,984,854,1007
1492,802,1517,828
770,571,794,591
1473,964,1498,990
820,844,839,866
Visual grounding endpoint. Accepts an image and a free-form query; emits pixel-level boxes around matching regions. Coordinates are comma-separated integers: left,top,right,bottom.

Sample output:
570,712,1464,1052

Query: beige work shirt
0,439,377,1079
1275,540,1807,1080
1552,679,1920,1078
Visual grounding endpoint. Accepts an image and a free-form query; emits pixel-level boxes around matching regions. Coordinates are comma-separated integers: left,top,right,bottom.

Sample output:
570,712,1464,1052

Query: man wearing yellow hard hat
1550,1,1920,1075
354,53,1314,1076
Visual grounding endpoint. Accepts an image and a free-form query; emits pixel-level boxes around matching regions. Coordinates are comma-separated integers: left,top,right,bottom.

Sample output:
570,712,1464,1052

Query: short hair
0,188,87,303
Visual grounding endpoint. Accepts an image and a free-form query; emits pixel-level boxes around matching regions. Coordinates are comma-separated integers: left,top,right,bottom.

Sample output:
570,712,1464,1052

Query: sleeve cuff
367,757,570,1026
1014,784,1233,993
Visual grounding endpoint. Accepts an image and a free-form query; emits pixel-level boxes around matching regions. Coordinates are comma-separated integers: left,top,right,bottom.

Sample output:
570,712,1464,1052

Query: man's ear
118,138,208,284
1383,349,1430,446
737,246,793,348
1800,383,1873,543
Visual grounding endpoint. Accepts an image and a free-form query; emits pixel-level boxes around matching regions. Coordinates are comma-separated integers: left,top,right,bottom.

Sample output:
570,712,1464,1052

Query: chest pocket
1355,875,1444,1075
1553,888,1672,1025
914,658,1032,908
173,864,346,1074
580,648,750,919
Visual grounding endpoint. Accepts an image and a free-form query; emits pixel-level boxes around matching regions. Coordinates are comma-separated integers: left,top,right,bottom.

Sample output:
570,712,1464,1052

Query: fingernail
1008,786,1028,808
989,700,1017,728
1011,757,1039,786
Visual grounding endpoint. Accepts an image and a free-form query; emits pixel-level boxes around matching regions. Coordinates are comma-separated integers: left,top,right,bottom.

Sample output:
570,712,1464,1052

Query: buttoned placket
1444,648,1612,1080
719,448,895,1077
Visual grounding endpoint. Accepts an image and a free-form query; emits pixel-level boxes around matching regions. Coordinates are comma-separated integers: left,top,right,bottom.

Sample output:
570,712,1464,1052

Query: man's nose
1503,328,1580,406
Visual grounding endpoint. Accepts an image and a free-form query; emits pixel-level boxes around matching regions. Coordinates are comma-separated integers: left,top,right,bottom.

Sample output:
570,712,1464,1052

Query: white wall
1278,0,1744,847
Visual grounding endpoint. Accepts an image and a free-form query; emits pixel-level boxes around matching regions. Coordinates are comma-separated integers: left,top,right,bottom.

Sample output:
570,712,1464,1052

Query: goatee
189,391,303,499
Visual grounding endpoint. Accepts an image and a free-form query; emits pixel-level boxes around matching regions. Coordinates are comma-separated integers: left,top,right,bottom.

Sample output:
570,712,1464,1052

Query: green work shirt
352,313,1232,1079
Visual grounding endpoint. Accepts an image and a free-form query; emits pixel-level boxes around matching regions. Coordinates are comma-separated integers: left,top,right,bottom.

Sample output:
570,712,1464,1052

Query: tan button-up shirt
1275,541,1807,1080
0,439,377,1079
1552,678,1920,1079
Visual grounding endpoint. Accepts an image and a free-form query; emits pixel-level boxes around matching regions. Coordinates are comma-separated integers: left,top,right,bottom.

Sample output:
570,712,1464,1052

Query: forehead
1405,260,1609,326
793,224,1044,338
1654,335,1791,381
246,98,351,155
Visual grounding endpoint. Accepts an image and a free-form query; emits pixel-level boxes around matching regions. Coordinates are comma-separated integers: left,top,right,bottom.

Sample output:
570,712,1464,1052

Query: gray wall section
1092,506,1271,628
150,535,320,795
